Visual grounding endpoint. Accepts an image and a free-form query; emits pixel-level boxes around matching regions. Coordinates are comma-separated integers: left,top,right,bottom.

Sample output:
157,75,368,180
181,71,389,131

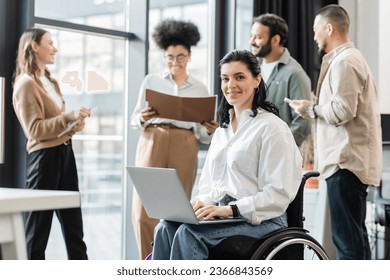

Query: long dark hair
217,50,279,128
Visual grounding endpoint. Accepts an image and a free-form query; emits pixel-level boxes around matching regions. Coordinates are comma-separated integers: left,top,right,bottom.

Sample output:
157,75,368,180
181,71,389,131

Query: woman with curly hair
130,19,217,259
151,50,302,259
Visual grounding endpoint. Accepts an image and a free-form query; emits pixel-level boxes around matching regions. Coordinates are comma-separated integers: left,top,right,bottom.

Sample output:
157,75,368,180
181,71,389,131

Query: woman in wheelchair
152,50,303,260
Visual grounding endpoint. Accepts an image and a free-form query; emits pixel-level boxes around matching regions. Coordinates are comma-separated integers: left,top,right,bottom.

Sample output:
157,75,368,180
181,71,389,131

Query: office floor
44,201,389,260
44,166,390,260
46,211,121,260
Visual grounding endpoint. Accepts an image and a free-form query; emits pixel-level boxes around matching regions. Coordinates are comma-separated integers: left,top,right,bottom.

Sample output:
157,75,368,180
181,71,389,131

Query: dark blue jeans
326,169,371,260
152,214,287,260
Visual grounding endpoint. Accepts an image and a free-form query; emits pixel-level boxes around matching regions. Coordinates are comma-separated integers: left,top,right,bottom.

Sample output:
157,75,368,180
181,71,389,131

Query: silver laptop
126,166,246,225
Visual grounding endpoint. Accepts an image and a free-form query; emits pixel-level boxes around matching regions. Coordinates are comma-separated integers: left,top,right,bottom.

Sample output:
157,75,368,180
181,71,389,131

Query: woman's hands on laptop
191,199,232,220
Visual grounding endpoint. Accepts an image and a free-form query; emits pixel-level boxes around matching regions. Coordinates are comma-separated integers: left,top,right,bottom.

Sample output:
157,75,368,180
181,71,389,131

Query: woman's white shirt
195,109,303,224
40,75,63,109
130,73,213,144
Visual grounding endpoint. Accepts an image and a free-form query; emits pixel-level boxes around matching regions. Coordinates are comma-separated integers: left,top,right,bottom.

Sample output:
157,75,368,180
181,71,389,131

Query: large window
35,0,128,31
35,0,129,260
148,0,209,86
148,0,210,194
235,0,253,50
32,0,216,259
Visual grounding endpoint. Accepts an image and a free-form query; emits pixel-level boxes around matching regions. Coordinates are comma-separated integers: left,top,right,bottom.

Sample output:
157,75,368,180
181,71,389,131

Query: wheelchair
146,171,329,260
207,171,329,260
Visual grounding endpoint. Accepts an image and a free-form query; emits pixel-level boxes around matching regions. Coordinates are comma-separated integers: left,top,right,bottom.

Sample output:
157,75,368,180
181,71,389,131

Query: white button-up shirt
195,109,303,224
130,72,213,144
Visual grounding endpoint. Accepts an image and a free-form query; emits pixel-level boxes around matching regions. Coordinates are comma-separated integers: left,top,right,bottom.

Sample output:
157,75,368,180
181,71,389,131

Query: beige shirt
13,74,77,153
316,43,382,186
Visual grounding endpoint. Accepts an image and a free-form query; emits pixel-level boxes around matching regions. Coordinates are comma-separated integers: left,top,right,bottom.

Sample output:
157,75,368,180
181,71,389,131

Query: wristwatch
230,204,239,218
308,105,317,119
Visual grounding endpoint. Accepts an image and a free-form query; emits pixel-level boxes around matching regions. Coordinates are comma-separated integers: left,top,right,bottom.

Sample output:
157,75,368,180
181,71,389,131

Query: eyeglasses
164,54,188,63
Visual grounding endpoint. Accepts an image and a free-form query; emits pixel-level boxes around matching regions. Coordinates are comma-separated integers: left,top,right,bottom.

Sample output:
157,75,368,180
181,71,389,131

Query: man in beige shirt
290,5,382,259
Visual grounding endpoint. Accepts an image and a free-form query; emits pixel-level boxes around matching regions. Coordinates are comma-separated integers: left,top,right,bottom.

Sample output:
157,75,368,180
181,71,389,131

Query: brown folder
145,89,216,123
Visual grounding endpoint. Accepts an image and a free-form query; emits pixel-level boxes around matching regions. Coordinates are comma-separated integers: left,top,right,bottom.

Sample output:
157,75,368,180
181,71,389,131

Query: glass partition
148,0,209,86
34,0,131,259
42,28,125,260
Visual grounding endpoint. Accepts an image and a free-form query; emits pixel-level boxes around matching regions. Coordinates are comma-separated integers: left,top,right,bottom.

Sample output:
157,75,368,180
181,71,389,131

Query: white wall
378,0,390,114
340,0,390,114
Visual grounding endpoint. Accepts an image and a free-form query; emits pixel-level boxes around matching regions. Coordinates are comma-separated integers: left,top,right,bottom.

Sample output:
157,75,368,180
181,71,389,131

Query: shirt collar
228,108,258,123
278,48,291,65
323,42,355,64
257,47,290,66
161,71,193,87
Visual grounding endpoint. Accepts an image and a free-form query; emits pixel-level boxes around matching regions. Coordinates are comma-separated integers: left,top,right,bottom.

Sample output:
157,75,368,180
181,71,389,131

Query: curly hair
152,19,200,51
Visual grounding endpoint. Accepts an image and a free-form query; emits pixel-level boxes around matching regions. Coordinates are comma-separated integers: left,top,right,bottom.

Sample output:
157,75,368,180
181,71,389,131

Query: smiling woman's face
164,45,190,76
32,32,57,67
220,61,261,111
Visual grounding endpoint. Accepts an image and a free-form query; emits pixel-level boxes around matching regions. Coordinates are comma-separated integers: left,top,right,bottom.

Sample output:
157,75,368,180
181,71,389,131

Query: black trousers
25,142,88,260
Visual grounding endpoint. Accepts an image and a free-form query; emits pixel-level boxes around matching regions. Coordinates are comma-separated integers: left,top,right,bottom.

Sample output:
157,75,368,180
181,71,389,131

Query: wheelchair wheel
250,229,329,260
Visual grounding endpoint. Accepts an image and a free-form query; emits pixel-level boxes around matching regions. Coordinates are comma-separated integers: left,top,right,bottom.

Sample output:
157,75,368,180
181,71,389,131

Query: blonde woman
13,28,90,259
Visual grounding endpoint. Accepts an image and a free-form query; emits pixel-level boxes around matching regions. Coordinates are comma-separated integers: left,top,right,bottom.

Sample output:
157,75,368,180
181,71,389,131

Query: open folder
145,89,217,123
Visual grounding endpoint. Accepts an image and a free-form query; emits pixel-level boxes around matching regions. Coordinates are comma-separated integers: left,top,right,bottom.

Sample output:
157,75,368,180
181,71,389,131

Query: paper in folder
145,89,216,123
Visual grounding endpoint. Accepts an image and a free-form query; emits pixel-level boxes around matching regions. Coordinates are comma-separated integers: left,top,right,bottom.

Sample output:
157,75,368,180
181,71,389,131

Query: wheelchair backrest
287,171,320,228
